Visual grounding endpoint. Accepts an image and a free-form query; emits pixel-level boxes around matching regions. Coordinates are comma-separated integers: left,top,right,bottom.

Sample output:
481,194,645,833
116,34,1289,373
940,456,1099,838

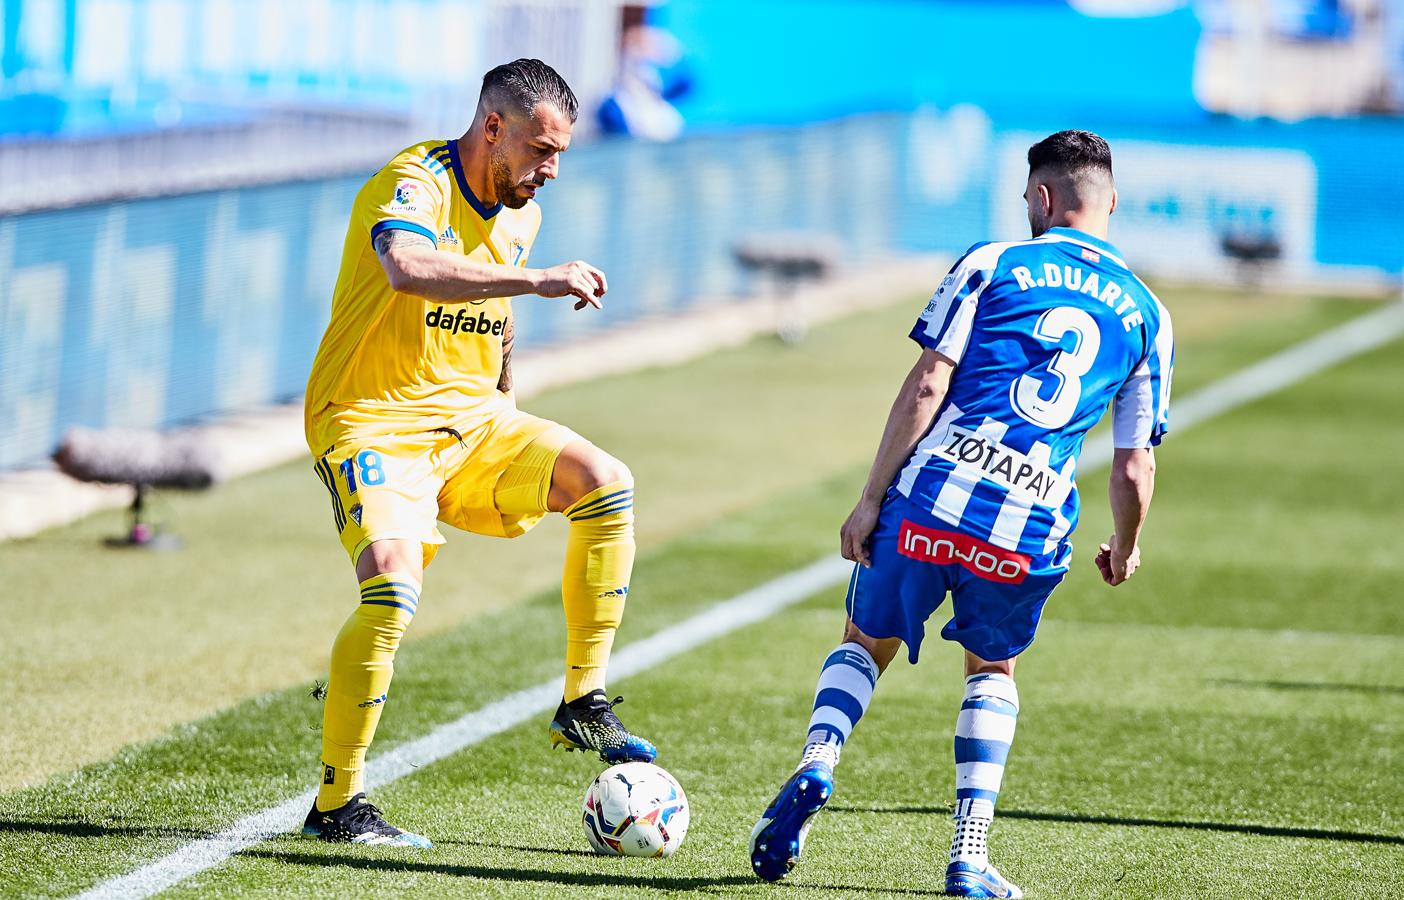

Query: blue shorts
846,493,1070,663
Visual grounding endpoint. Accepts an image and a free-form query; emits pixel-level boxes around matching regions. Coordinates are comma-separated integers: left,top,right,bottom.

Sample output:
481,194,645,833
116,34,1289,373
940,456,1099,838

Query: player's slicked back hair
480,58,579,123
1027,130,1113,181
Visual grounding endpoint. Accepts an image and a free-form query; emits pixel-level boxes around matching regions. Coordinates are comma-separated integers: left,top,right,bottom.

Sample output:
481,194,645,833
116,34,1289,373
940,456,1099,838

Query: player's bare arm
375,229,607,309
302,61,657,849
755,132,1174,897
840,347,956,567
497,317,514,394
1096,446,1156,586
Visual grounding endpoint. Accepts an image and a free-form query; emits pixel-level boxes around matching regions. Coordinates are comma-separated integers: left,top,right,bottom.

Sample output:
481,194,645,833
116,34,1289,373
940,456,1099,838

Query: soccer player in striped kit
750,131,1174,897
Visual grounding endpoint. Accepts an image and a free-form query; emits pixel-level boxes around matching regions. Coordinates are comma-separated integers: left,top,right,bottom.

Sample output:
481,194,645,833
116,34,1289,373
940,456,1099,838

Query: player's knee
964,651,1015,680
551,442,634,512
602,456,633,490
577,452,632,495
355,538,424,584
841,619,902,674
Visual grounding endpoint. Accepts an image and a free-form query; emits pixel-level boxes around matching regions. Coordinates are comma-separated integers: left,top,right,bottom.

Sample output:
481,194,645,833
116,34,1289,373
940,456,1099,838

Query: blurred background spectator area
3,0,1401,207
1,0,1402,472
0,0,629,207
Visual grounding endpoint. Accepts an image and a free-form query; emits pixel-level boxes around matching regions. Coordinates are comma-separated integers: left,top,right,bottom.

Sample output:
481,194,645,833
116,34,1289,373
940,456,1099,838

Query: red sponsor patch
896,520,1031,584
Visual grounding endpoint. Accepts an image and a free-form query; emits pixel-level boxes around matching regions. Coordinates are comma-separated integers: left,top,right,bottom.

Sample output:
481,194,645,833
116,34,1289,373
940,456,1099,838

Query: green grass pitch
0,286,1400,898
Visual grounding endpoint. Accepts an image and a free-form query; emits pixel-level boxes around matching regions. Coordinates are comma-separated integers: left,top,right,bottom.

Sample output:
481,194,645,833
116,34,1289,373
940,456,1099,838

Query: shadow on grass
828,806,1404,846
240,848,949,894
429,837,598,858
241,848,751,890
1207,678,1404,696
0,817,208,839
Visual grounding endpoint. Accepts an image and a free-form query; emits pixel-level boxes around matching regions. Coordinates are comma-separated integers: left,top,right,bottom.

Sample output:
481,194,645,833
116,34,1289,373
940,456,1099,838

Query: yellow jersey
305,140,542,451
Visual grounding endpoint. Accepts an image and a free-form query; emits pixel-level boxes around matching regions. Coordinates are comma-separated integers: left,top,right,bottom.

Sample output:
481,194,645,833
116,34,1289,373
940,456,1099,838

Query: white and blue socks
951,672,1019,865
798,642,879,771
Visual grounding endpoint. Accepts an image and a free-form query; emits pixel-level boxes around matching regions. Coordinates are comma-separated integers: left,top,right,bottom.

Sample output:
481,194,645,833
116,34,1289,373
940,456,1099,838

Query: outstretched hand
535,260,608,310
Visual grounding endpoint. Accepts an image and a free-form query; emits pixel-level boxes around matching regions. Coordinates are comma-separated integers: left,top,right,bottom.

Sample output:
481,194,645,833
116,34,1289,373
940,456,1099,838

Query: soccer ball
581,762,690,857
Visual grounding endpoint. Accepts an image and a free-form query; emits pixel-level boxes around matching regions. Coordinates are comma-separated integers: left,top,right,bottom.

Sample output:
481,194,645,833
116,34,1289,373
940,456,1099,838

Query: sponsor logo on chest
425,305,506,337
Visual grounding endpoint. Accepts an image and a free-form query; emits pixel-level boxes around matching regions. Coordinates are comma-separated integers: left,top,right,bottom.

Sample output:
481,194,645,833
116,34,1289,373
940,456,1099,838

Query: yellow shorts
311,408,578,568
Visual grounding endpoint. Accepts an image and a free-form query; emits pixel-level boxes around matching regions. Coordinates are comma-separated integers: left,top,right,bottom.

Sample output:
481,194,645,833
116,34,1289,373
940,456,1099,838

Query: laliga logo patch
393,181,420,206
924,273,957,314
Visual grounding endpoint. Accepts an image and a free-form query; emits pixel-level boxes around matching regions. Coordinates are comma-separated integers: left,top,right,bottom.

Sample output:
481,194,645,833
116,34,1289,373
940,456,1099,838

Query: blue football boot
945,860,1023,898
549,690,657,763
749,761,834,882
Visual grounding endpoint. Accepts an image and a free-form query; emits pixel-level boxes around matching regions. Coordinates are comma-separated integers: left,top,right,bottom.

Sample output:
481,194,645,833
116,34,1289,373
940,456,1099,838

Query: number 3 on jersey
1010,306,1102,429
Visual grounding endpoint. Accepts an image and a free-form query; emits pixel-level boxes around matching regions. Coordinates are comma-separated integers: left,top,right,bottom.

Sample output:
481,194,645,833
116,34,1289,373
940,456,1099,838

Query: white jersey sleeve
910,242,1006,364
1111,298,1174,448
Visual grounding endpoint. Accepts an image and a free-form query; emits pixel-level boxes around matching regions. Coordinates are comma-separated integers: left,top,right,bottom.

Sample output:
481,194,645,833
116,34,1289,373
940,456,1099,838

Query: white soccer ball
581,762,690,858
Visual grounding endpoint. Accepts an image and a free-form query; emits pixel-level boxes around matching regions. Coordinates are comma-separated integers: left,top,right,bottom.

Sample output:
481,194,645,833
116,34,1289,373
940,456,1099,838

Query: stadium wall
1,111,1401,471
660,0,1206,127
0,0,624,140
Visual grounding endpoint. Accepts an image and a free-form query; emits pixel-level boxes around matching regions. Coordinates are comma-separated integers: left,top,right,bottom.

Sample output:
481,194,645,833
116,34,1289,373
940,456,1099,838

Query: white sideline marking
1080,301,1404,469
73,557,853,900
73,301,1404,899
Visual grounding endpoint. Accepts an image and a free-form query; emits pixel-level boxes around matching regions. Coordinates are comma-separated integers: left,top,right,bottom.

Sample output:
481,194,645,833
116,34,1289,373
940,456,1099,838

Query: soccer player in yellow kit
301,59,655,847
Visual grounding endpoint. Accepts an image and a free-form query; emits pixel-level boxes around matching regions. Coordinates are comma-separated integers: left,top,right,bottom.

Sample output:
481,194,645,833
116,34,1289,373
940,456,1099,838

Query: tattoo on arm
373,227,435,258
498,318,515,394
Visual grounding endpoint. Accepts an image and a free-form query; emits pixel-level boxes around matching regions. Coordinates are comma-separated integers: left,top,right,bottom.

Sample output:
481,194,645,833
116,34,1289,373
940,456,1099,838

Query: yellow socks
561,482,636,701
317,573,419,811
315,475,632,805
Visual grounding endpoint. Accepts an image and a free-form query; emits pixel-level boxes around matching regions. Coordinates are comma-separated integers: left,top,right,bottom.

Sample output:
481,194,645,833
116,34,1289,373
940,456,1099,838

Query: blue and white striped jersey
898,226,1173,560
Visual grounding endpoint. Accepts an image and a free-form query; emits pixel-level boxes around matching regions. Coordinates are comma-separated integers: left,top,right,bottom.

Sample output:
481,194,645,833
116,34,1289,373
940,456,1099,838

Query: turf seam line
71,300,1404,900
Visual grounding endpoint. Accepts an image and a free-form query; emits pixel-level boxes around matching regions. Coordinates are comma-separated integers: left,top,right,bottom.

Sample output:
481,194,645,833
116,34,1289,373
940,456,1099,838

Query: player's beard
1027,208,1049,239
489,149,532,210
